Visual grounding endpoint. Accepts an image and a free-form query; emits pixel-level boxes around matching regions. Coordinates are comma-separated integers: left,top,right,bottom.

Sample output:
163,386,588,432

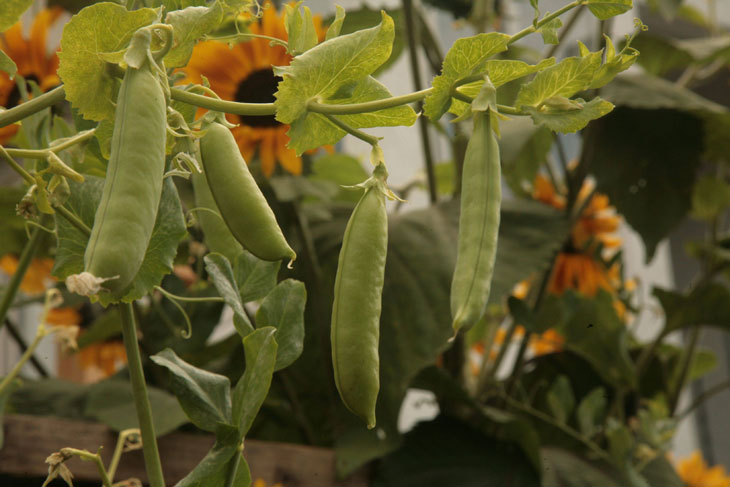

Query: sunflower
676,451,730,487
0,8,64,143
183,2,326,177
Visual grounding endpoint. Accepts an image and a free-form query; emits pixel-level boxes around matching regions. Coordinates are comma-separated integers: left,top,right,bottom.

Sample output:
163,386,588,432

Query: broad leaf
275,12,395,125
84,379,188,436
236,250,280,303
150,348,233,432
654,282,730,333
524,97,614,133
284,2,318,55
516,52,602,108
498,117,553,196
0,49,17,79
285,75,417,155
424,32,510,121
58,3,159,121
585,0,633,20
546,375,575,424
631,34,693,76
165,3,224,68
51,176,187,306
576,387,608,437
0,0,33,33
542,448,624,487
255,279,306,370
232,327,278,436
372,415,539,487
205,253,254,337
176,440,239,487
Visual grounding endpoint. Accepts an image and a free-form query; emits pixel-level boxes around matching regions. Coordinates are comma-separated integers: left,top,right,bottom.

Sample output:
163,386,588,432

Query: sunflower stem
118,303,166,487
0,85,66,129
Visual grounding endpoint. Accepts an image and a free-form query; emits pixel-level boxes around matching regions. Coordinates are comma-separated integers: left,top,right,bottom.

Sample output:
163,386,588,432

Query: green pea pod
68,55,166,299
331,164,389,429
450,108,501,334
199,122,295,263
191,171,244,265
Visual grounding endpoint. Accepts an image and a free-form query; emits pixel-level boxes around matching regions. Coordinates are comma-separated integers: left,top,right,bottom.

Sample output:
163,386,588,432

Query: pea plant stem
61,448,113,487
0,222,45,333
508,1,585,46
223,447,244,487
322,113,380,147
0,323,48,395
0,85,66,129
118,303,166,487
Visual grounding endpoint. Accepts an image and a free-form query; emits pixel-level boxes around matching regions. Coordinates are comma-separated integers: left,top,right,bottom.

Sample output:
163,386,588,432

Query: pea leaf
0,0,33,33
285,2,319,55
585,0,633,20
516,52,602,108
654,282,730,333
576,387,608,437
424,32,510,121
540,18,562,45
204,253,254,337
58,3,159,122
285,75,417,155
275,11,395,125
587,37,638,89
165,3,224,68
524,97,614,133
449,58,556,117
255,279,306,370
499,117,554,196
235,249,281,303
232,327,277,436
150,348,233,432
308,153,370,203
546,375,575,424
176,441,239,487
325,5,346,41
51,176,187,306
542,448,624,487
0,49,17,79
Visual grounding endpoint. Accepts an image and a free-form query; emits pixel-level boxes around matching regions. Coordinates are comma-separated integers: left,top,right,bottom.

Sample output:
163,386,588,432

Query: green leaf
333,6,404,75
232,327,277,436
285,2,319,55
84,379,188,436
516,52,602,108
631,34,693,77
524,97,614,133
654,282,730,333
585,0,633,20
640,454,684,487
540,18,562,45
255,279,306,371
499,117,553,196
546,375,575,423
0,49,17,79
236,249,281,303
204,253,254,337
275,11,395,125
605,419,633,465
691,175,730,221
588,37,639,89
542,448,624,487
0,186,32,255
576,387,608,437
57,2,159,122
584,106,703,261
449,58,556,117
424,32,510,121
325,5,346,41
176,441,239,487
150,348,233,432
371,415,539,487
51,176,187,306
309,153,370,203
0,378,19,449
285,75,417,155
480,407,542,470
673,35,730,63
165,3,224,68
0,0,33,33
76,310,121,348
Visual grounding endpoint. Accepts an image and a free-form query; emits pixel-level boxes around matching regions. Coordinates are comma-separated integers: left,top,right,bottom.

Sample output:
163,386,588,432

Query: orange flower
183,2,326,177
0,8,64,143
78,341,127,380
46,306,81,327
677,451,730,487
529,329,564,356
0,254,54,294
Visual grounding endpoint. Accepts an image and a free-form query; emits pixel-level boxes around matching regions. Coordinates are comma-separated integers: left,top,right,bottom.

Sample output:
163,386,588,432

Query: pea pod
67,55,166,298
199,122,295,263
331,164,388,429
450,108,501,334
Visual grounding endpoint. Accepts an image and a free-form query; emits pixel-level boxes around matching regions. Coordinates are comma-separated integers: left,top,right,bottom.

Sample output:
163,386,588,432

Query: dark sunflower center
5,75,40,109
235,68,282,127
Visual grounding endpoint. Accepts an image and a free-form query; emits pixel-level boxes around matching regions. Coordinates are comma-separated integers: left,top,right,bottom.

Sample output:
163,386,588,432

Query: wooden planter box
0,415,369,486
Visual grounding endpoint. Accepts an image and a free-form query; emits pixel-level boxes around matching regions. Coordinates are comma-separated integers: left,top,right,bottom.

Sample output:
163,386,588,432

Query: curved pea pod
191,171,244,264
450,109,501,334
199,122,295,263
331,165,389,429
67,58,166,299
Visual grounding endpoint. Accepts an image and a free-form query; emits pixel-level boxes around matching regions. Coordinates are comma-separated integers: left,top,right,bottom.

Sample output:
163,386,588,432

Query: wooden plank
0,415,370,486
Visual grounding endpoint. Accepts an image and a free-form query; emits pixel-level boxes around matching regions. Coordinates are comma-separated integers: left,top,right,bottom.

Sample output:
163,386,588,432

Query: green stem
678,379,730,420
669,326,702,414
118,303,165,487
0,85,66,129
60,448,112,487
0,223,45,333
170,88,276,116
0,323,48,395
56,205,92,236
107,429,139,482
477,319,518,398
207,32,288,49
544,5,586,58
508,1,584,45
322,113,380,147
305,89,431,115
6,128,96,159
